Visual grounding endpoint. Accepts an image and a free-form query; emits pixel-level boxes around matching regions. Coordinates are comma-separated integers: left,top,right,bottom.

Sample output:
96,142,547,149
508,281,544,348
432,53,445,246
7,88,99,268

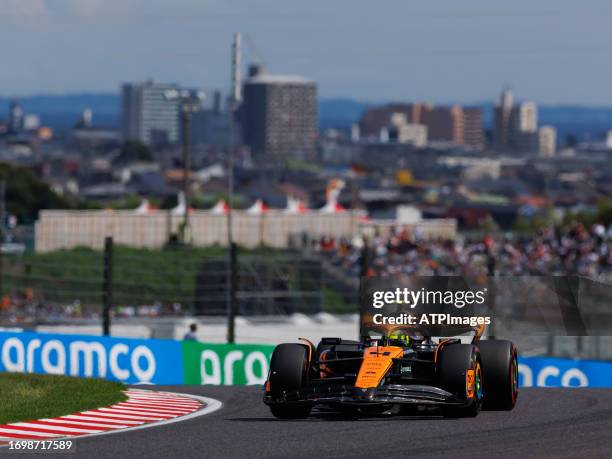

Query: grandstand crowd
316,222,612,278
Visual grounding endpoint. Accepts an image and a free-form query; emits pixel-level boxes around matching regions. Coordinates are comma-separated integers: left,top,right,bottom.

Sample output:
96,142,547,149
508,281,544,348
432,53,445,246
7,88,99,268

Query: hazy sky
2,0,612,104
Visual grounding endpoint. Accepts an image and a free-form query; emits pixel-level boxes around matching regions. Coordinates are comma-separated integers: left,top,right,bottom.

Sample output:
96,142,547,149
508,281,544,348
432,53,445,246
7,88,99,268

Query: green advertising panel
182,341,275,385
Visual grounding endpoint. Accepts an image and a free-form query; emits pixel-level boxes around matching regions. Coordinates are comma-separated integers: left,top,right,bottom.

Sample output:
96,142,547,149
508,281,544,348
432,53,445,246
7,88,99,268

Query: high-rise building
493,89,514,148
387,113,427,147
493,88,541,153
538,125,557,156
511,101,537,133
463,107,484,148
359,103,423,138
121,80,182,146
420,105,464,144
241,65,318,160
359,103,482,148
81,108,93,128
8,100,23,133
22,114,40,131
510,101,538,152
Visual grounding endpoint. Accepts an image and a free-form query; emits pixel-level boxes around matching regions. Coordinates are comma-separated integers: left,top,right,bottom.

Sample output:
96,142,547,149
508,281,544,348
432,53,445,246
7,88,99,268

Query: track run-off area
15,386,610,459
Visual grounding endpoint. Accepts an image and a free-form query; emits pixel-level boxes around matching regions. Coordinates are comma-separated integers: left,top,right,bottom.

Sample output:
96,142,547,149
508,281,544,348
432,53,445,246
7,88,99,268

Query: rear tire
478,340,518,410
268,343,312,419
437,344,483,418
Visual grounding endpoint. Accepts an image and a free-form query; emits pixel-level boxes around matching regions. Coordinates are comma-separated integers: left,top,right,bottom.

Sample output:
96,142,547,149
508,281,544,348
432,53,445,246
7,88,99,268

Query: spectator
316,222,611,278
183,323,198,341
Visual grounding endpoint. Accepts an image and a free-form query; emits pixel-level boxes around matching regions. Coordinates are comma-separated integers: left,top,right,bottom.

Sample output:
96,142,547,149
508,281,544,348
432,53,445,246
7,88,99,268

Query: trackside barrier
518,356,612,388
0,331,274,385
0,331,183,385
1,331,611,387
182,341,274,385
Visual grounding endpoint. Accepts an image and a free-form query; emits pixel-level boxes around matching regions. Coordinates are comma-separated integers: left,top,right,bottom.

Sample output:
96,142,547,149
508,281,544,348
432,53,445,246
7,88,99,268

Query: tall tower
510,101,538,153
493,88,514,149
500,89,513,110
230,32,242,109
8,100,23,133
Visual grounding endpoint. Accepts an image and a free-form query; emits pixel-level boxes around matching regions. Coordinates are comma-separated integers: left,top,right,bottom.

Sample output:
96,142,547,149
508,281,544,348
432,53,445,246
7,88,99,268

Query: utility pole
164,88,205,243
226,32,241,344
0,180,5,300
180,101,192,242
358,239,369,338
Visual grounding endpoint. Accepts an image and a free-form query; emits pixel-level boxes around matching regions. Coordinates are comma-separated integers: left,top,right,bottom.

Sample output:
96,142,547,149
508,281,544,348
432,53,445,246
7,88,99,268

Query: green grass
0,373,126,424
322,286,356,314
3,245,230,308
2,245,356,314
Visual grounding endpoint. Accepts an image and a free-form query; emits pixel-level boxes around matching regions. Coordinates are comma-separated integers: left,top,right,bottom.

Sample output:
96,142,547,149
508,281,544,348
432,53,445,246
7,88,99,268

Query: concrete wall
35,210,457,252
31,316,612,360
35,210,357,252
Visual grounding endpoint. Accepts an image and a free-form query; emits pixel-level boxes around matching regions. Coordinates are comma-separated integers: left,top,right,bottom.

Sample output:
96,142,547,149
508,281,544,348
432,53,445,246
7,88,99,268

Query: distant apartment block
359,103,422,137
463,107,484,148
387,113,427,147
359,102,482,147
512,101,538,133
8,100,24,132
242,65,318,160
538,125,557,156
510,101,538,153
493,89,514,148
493,88,539,153
121,80,181,146
420,104,464,144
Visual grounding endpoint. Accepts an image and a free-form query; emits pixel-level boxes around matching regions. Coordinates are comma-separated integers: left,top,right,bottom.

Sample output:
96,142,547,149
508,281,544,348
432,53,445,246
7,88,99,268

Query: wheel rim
475,362,483,400
510,353,518,402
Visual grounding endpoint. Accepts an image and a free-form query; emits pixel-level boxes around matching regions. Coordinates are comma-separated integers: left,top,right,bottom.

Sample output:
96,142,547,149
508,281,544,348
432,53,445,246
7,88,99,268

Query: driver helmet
388,333,410,346
388,330,426,346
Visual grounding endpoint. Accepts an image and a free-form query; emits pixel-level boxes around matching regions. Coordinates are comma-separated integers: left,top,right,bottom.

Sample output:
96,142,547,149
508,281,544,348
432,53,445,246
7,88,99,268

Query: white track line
78,411,163,421
106,405,186,414
111,405,190,415
94,408,171,419
60,415,143,424
40,419,131,429
10,423,102,434
126,398,200,406
0,428,61,438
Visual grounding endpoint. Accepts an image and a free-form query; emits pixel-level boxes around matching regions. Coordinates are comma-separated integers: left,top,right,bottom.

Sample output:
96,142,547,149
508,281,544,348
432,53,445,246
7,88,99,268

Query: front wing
264,383,469,407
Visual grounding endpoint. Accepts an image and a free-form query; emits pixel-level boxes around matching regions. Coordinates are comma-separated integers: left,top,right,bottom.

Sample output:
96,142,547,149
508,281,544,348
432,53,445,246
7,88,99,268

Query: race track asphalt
18,387,612,459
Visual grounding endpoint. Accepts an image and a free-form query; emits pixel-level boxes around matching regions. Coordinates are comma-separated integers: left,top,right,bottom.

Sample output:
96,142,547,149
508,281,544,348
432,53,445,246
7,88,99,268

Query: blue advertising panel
518,356,612,388
2,330,611,388
0,331,184,385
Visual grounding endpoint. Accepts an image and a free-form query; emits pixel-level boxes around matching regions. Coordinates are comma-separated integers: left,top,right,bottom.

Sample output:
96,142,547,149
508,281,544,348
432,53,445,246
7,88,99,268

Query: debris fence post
102,236,113,336
358,240,370,338
227,242,238,343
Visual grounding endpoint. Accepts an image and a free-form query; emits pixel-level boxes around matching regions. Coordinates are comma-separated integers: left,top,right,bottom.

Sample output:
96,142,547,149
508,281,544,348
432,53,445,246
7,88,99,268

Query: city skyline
2,0,612,105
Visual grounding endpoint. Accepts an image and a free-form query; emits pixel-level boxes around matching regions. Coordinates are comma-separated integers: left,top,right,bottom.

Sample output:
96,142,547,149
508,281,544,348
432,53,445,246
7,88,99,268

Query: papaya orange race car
263,323,518,418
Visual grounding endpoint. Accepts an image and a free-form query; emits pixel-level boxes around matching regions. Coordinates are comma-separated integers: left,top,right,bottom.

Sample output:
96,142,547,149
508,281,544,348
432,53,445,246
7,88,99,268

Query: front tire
437,344,483,418
268,343,312,419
